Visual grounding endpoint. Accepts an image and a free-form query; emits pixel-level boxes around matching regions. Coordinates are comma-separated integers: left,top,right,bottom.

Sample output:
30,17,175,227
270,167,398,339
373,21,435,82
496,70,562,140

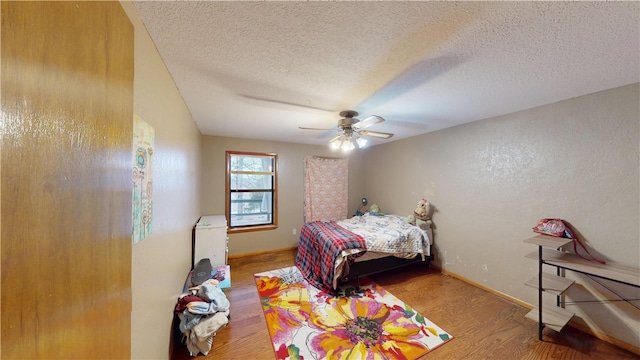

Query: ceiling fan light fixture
329,133,369,151
341,137,356,151
329,137,342,150
318,110,394,151
355,137,368,148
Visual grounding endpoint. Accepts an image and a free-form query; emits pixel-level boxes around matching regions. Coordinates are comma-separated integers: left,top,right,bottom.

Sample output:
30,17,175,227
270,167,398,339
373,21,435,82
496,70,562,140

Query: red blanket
295,221,366,292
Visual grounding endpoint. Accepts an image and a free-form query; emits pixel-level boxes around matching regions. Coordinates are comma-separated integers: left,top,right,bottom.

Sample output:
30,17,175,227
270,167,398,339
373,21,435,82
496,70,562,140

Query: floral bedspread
337,213,431,255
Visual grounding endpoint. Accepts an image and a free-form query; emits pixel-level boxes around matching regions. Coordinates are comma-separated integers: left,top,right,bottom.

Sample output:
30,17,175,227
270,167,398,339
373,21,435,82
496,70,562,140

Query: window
225,151,277,233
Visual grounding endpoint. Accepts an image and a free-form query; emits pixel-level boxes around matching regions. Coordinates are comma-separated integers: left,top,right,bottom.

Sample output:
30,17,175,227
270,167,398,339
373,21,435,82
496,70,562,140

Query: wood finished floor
170,248,639,360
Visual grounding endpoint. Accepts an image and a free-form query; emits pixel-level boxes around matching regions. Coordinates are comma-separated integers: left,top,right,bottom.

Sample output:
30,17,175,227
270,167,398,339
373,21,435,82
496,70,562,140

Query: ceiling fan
299,110,394,151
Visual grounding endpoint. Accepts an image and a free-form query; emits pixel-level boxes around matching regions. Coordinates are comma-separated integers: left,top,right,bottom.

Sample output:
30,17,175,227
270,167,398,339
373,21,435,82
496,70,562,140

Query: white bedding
332,213,432,287
337,213,432,256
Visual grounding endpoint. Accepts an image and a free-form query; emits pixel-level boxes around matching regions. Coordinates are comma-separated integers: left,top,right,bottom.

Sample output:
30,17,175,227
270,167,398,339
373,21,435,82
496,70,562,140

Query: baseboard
568,319,640,356
430,264,532,309
430,264,640,356
228,246,297,260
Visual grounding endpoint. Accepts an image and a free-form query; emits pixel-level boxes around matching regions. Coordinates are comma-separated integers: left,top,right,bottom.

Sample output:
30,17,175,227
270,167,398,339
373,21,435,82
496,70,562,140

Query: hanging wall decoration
132,115,154,244
304,156,349,222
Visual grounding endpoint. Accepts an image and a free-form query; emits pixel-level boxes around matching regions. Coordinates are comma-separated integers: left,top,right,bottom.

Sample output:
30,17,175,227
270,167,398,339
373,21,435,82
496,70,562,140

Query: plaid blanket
295,221,366,292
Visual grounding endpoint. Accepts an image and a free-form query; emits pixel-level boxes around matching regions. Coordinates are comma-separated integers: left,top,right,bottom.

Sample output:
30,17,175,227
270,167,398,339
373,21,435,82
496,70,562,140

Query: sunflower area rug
254,266,453,360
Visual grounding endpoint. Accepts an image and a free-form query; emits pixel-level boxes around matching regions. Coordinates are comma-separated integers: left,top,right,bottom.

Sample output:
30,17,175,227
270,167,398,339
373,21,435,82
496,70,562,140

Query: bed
295,213,433,292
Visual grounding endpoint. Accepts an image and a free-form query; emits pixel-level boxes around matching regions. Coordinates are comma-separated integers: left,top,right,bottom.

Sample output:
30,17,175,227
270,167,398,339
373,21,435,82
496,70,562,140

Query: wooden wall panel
1,2,133,358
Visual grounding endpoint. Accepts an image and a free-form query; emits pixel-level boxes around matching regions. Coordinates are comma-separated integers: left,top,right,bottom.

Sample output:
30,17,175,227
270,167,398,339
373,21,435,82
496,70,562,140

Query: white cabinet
194,215,228,266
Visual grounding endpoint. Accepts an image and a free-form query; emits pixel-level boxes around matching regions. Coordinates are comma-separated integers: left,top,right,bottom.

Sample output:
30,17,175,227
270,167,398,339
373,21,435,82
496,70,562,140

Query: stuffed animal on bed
369,203,384,216
406,198,432,229
414,198,430,219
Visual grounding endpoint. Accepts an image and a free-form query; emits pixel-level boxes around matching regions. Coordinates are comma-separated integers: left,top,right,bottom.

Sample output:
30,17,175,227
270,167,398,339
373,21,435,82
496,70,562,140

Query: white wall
121,3,202,359
362,83,640,348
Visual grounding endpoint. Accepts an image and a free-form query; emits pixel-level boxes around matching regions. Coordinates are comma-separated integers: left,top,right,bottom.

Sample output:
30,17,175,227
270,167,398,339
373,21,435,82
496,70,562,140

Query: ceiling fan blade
240,94,335,112
353,115,384,130
327,134,342,143
299,126,339,131
359,130,394,139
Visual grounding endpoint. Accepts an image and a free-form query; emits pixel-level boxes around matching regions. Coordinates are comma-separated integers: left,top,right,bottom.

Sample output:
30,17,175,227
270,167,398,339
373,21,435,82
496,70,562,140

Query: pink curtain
304,156,349,222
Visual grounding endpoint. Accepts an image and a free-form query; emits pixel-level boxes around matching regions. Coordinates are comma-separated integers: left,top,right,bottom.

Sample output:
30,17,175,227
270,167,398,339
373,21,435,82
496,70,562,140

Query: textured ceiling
133,1,639,147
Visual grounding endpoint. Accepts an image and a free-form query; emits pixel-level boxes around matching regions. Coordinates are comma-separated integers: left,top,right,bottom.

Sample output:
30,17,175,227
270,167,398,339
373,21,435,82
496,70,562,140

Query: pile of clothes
175,278,230,356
